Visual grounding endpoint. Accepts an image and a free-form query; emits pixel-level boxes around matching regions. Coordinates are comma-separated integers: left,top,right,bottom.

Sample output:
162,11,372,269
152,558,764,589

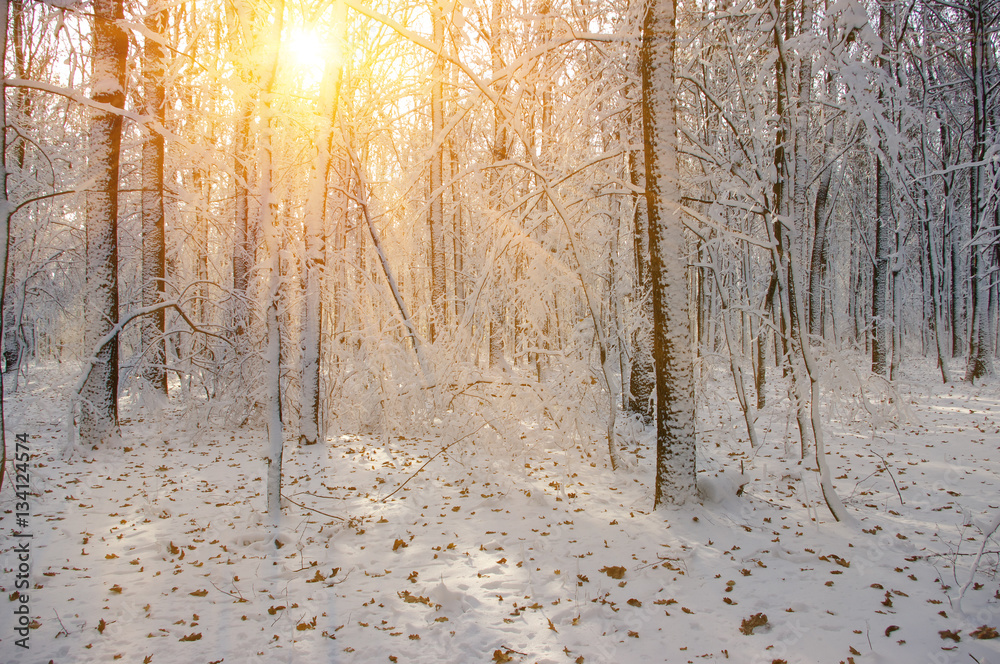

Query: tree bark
79,0,127,447
642,0,696,507
488,0,509,370
141,0,168,394
428,0,447,342
258,0,284,526
300,3,345,446
871,1,892,377
965,0,995,381
628,131,654,424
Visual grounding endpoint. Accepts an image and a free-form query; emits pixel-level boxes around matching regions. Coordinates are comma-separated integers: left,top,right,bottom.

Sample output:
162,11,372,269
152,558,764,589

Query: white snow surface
2,359,1000,663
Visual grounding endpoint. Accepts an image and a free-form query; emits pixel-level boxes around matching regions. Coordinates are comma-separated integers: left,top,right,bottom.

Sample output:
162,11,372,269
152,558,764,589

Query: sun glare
283,26,330,89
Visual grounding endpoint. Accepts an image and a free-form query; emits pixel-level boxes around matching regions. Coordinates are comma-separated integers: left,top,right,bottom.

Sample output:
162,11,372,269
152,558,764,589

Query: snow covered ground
1,359,999,663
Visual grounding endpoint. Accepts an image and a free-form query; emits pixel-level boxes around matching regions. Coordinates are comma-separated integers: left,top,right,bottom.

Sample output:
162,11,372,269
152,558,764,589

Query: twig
958,511,1000,609
280,493,346,521
871,450,904,505
53,609,71,637
500,646,528,656
209,579,247,603
907,550,1000,560
326,568,353,587
380,426,484,502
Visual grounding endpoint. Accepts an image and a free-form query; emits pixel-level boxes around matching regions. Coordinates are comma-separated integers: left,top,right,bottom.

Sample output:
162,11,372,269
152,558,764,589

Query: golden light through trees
281,25,330,89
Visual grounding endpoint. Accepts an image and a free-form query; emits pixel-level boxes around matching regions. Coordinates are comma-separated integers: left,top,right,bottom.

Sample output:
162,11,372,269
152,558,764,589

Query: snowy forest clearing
1,362,999,663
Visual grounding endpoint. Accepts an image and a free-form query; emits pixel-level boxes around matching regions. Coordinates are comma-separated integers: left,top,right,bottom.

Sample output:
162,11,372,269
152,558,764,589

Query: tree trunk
488,0,509,370
642,0,696,507
79,0,127,447
141,0,168,394
628,119,654,424
0,0,10,489
428,0,447,342
965,0,994,381
258,0,284,527
300,60,341,445
871,1,892,377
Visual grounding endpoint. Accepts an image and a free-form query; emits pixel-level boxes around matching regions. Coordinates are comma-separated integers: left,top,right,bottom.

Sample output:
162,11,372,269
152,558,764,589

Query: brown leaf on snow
885,625,900,637
739,613,768,635
939,629,961,642
970,625,999,639
627,599,642,607
398,590,432,606
818,554,850,568
599,566,626,579
109,584,123,595
393,539,408,551
97,618,107,634
492,650,513,663
189,589,208,597
179,633,202,642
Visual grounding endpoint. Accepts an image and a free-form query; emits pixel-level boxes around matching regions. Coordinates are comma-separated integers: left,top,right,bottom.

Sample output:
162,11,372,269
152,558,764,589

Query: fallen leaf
970,625,998,639
599,566,626,579
398,591,432,606
739,613,768,635
179,633,202,642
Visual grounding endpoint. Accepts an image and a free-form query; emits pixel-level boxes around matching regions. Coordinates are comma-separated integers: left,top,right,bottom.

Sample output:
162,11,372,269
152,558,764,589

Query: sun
282,26,330,89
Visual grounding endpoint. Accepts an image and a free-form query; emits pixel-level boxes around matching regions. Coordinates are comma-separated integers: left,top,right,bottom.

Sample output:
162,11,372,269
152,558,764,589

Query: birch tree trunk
642,0,696,507
79,0,127,447
258,0,284,527
141,0,168,395
300,2,345,446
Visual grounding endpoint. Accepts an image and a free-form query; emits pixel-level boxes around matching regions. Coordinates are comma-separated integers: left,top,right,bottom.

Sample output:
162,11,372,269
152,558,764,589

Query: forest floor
1,358,1000,663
